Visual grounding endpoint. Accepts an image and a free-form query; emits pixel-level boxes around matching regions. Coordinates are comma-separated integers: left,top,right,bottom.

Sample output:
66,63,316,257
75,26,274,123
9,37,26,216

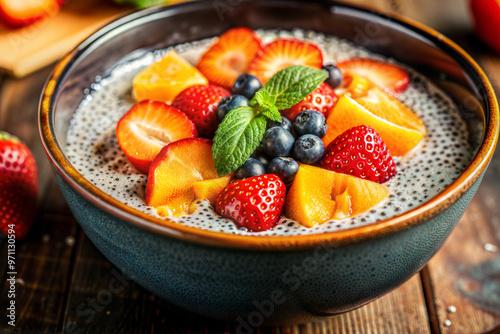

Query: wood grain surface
1,0,500,333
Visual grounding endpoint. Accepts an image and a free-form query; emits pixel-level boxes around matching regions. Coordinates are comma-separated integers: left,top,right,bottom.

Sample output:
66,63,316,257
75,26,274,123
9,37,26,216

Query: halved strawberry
248,38,324,84
197,27,262,88
284,82,337,121
215,174,286,232
321,125,396,183
336,58,410,95
116,100,198,174
172,84,231,138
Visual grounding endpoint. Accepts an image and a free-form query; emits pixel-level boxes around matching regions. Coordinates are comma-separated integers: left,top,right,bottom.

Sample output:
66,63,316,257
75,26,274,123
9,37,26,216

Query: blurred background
0,0,499,333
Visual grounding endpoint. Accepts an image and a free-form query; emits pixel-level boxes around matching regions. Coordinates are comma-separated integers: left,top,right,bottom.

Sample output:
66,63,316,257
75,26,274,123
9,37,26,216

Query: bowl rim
39,0,499,251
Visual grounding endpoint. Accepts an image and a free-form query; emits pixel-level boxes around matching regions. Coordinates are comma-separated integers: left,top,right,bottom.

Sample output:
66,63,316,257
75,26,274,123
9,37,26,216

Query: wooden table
1,0,500,333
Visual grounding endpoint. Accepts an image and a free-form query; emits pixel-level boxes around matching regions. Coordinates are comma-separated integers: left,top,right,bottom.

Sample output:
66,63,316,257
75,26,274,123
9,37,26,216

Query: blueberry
293,110,328,138
262,127,295,158
235,158,266,179
232,74,262,99
216,95,250,121
322,64,343,89
267,116,292,133
267,157,299,184
250,146,271,168
293,134,325,164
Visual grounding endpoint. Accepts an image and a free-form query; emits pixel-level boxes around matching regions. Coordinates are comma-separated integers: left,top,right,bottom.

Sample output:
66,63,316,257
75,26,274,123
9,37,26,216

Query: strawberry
248,38,323,84
0,132,38,239
172,84,231,138
215,174,286,232
284,82,338,121
321,125,396,183
116,100,198,174
0,0,63,28
336,58,410,95
197,27,262,88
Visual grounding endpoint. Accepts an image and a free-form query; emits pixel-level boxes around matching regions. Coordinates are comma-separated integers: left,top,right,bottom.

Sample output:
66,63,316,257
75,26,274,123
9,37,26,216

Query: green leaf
212,106,267,176
252,90,281,122
260,65,328,110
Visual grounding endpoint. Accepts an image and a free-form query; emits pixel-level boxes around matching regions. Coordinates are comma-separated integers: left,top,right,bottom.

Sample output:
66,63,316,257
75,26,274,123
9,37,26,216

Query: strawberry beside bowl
39,0,498,324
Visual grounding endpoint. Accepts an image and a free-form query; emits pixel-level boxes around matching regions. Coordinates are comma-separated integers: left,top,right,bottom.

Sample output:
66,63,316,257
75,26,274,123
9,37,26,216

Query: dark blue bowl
39,0,499,325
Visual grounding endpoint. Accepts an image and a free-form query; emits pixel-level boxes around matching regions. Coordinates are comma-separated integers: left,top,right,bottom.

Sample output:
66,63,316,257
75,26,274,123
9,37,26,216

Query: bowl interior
41,0,497,248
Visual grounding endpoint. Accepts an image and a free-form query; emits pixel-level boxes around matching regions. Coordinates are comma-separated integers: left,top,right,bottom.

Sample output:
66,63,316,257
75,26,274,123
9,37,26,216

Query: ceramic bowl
39,0,499,325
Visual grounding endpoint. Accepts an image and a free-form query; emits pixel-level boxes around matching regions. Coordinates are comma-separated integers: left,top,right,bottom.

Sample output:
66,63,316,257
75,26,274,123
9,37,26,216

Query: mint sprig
258,65,328,110
213,65,327,176
252,90,281,122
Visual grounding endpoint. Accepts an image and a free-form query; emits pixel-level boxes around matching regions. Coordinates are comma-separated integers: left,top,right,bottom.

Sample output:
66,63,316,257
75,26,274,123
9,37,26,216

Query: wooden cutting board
0,0,132,78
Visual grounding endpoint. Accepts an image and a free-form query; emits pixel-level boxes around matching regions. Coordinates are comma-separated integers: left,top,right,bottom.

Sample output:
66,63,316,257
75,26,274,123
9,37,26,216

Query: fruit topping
267,116,293,133
145,138,219,215
133,50,208,104
216,94,250,121
336,58,410,95
232,74,262,99
262,127,295,158
0,132,38,239
116,100,198,174
292,110,328,138
215,174,286,231
193,174,234,207
322,64,343,89
267,157,299,184
293,134,325,165
338,73,374,99
248,39,323,84
250,147,271,169
284,82,337,121
234,158,266,180
285,165,389,227
197,27,262,88
212,65,327,176
322,84,426,156
321,125,396,183
172,84,231,138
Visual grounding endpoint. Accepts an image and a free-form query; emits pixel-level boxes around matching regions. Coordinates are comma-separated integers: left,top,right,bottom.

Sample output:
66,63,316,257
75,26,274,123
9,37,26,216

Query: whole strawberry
321,125,396,183
284,82,337,121
215,174,286,232
172,84,231,138
0,132,38,239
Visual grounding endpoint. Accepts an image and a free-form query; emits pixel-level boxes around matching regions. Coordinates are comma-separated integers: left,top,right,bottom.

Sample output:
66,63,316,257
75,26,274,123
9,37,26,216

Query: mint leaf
260,65,328,110
212,106,267,176
252,90,281,122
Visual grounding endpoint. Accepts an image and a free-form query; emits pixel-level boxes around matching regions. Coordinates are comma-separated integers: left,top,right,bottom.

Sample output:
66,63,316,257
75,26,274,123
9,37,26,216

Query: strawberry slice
197,27,262,88
0,0,63,28
248,38,323,84
116,100,198,174
335,58,410,95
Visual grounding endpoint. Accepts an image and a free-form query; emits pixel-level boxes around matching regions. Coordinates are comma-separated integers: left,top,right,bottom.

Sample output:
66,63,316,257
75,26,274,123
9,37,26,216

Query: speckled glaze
56,174,482,323
40,0,498,325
